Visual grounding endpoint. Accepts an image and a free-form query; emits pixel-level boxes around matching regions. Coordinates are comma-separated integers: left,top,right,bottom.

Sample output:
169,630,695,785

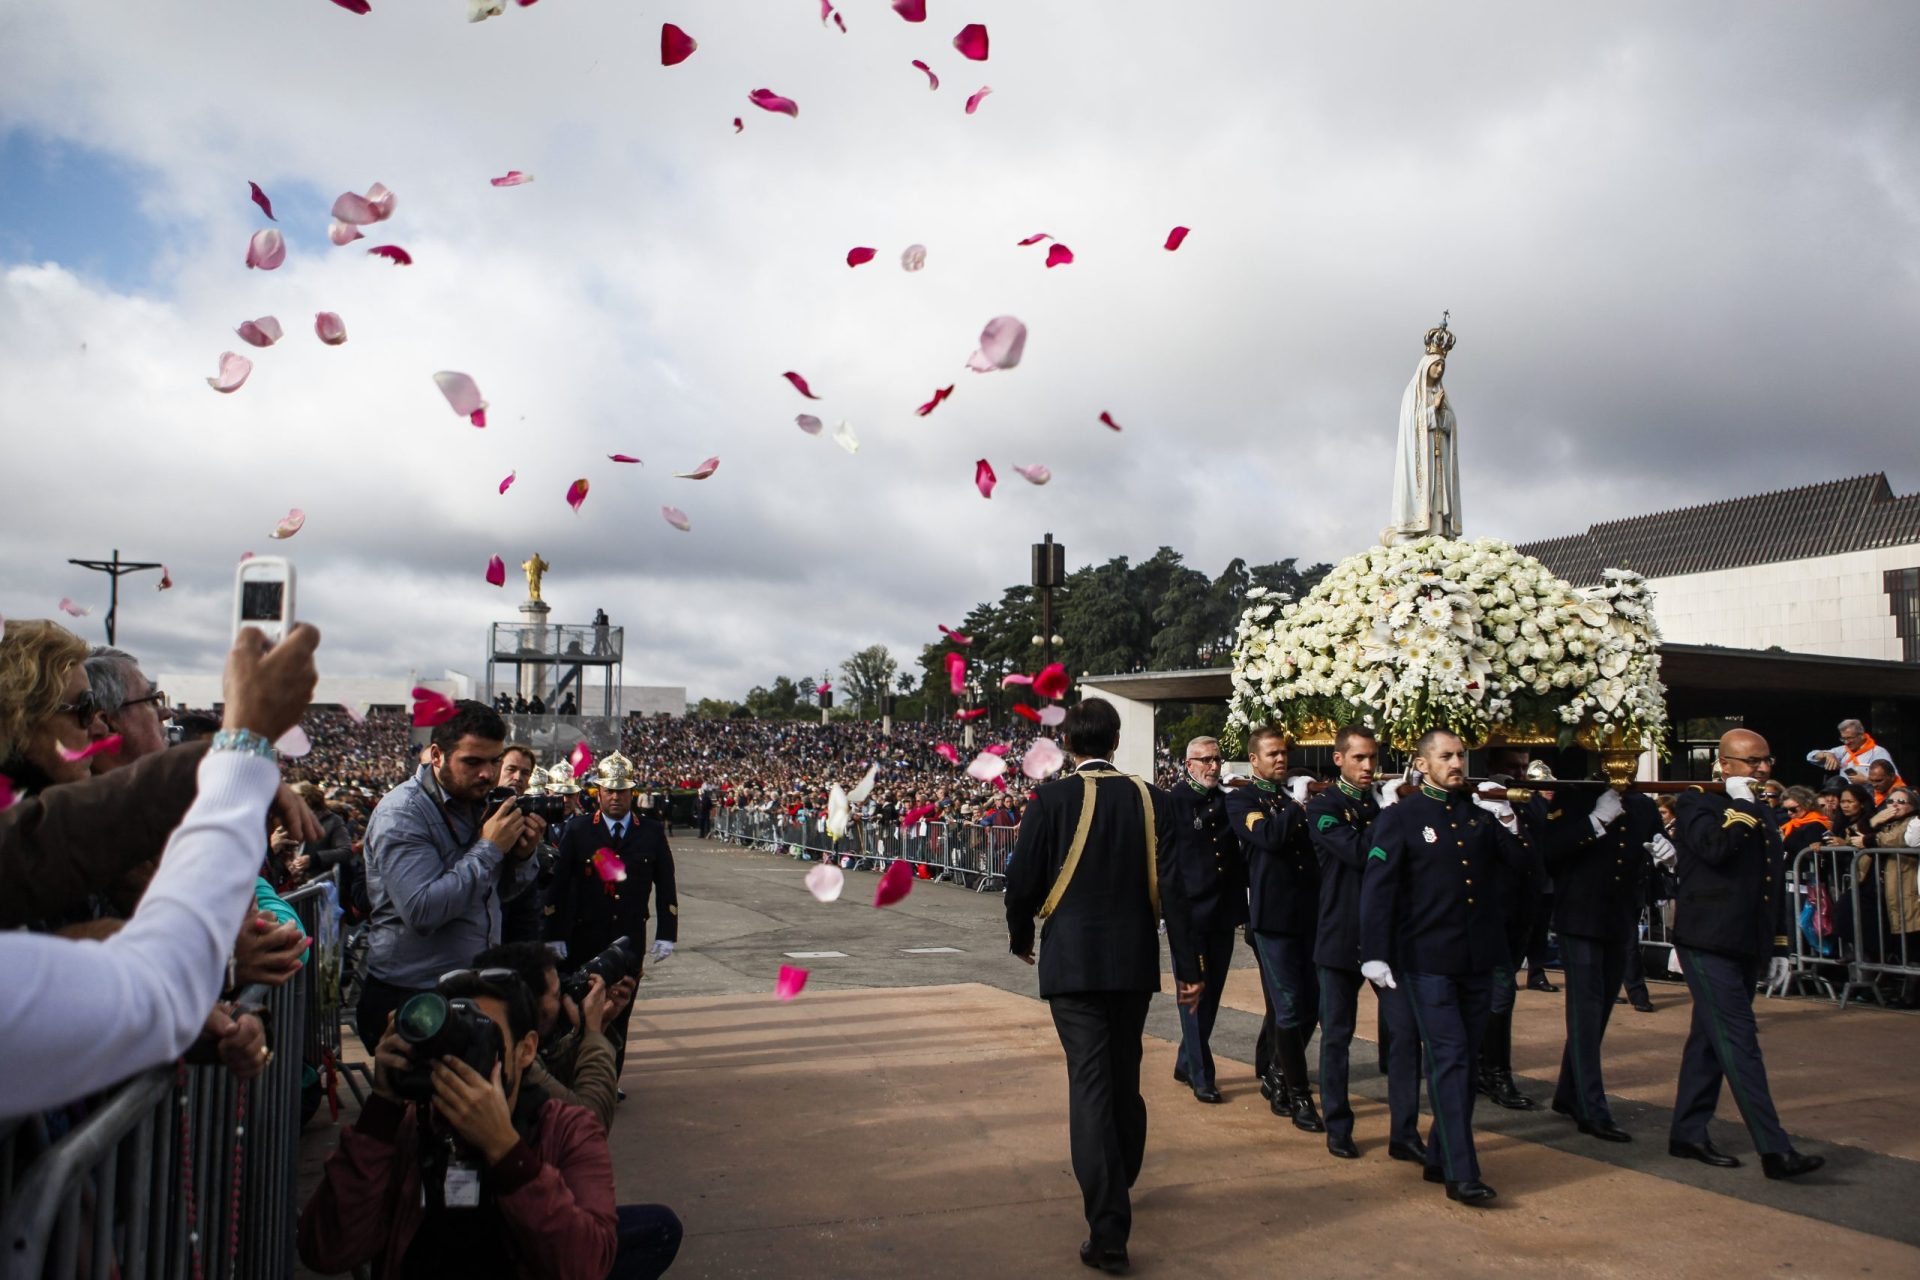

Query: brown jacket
0,741,211,929
524,1028,619,1133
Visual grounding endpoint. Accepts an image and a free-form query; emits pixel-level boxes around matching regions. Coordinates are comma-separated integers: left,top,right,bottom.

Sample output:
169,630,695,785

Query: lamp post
1031,533,1065,668
67,549,164,645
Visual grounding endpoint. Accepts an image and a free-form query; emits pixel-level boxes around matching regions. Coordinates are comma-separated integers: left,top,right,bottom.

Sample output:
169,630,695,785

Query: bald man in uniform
1667,729,1824,1180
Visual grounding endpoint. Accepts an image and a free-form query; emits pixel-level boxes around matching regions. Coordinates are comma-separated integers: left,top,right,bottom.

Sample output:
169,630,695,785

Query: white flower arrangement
1227,538,1667,752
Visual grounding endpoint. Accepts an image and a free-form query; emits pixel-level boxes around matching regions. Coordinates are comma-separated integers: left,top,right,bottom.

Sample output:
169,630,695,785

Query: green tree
840,644,899,718
691,697,743,719
744,676,803,719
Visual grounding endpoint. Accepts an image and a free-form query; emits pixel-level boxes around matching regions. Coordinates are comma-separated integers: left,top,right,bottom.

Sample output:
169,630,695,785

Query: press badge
444,1165,482,1208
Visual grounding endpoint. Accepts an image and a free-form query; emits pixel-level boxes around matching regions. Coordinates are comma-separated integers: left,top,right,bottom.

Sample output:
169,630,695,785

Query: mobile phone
234,556,296,644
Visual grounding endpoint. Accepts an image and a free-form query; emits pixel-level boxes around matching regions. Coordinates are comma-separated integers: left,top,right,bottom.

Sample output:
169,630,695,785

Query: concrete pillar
1079,682,1156,779
518,599,551,701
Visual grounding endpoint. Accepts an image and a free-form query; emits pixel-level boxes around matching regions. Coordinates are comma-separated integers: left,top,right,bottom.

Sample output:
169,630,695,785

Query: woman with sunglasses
0,620,112,796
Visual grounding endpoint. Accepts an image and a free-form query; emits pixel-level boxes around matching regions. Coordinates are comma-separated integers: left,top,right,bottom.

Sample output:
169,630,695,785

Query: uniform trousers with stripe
1553,932,1630,1125
1319,966,1422,1147
1174,929,1239,1091
1404,970,1492,1183
1670,948,1791,1155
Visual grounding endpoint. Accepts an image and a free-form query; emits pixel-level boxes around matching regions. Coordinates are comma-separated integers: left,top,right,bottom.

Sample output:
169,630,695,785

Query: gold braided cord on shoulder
1036,771,1160,920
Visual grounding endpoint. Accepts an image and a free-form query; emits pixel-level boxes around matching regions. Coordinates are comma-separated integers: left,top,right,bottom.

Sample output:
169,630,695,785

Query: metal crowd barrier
1831,841,1920,1002
1780,842,1920,1008
0,879,346,1279
711,808,1018,892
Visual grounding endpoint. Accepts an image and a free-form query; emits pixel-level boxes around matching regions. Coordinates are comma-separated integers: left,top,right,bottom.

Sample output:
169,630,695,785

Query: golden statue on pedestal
521,553,551,602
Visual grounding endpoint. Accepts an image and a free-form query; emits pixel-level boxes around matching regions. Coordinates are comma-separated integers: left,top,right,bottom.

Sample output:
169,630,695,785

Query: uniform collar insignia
1336,778,1366,800
1250,776,1280,793
1419,783,1449,802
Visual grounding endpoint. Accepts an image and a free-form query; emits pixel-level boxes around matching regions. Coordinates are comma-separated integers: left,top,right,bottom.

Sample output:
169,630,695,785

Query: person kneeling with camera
476,941,637,1134
299,968,618,1279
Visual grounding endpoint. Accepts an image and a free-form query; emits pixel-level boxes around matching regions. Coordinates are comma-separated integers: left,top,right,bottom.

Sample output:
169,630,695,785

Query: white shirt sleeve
1904,816,1920,849
0,751,280,1116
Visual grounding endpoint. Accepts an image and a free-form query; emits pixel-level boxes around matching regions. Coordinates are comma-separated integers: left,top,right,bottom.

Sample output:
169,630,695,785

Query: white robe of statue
1384,352,1462,543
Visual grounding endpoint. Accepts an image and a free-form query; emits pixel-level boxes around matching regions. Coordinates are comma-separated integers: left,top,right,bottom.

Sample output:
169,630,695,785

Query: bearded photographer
358,702,548,1052
476,941,636,1133
298,969,621,1279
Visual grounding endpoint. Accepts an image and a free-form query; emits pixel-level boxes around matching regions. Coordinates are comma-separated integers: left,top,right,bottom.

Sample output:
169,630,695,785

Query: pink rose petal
749,89,799,118
1039,705,1066,727
207,351,253,393
0,775,14,813
805,863,845,902
434,372,488,425
366,244,412,265
783,370,822,399
1014,464,1051,485
953,22,988,60
873,859,915,907
330,0,371,14
662,505,692,532
901,244,927,271
982,743,1010,757
330,191,376,225
974,458,997,499
566,478,590,512
1099,411,1122,431
411,687,457,728
1045,243,1074,268
733,117,744,133
1022,737,1065,780
275,725,311,759
570,741,595,778
499,470,516,494
248,181,276,221
968,315,1027,372
1012,703,1041,723
485,555,506,586
934,742,961,765
911,59,939,90
796,413,823,435
235,316,283,348
832,10,846,32
238,552,255,563
592,848,628,883
660,22,697,66
57,735,124,763
245,229,285,270
328,219,364,246
938,624,972,644
900,802,938,826
58,598,92,618
775,964,810,1000
993,774,1008,793
1033,662,1069,700
314,311,347,345
965,85,993,114
846,246,877,267
946,651,967,695
915,384,954,417
490,170,534,187
1164,225,1190,251
271,508,305,539
157,567,172,591
965,751,1008,782
955,708,987,721
609,454,644,464
1002,673,1034,688
891,0,925,20
675,456,720,480
1016,232,1052,246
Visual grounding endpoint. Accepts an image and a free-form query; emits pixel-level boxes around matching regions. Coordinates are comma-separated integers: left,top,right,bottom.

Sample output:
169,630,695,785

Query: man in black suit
1667,729,1824,1180
1541,783,1660,1142
1006,699,1202,1274
548,750,678,1076
1163,734,1245,1104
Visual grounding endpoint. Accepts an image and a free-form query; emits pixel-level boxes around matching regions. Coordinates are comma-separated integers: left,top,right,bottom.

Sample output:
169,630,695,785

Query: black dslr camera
483,786,569,824
562,935,644,1005
391,993,504,1102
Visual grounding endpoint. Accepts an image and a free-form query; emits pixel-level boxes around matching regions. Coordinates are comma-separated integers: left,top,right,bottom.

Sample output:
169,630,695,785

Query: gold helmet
592,750,638,792
1524,760,1558,783
524,769,549,798
545,761,581,795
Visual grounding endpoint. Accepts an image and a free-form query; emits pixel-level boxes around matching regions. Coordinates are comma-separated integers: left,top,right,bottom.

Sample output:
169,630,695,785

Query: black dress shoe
1192,1085,1224,1104
1527,976,1559,993
1669,1139,1741,1169
1761,1150,1826,1181
1079,1240,1129,1273
1388,1141,1428,1163
1288,1094,1326,1133
1579,1120,1632,1143
1484,1070,1536,1110
1173,1063,1190,1086
1258,1070,1280,1101
1614,994,1627,1004
1631,999,1655,1013
1327,1134,1360,1159
1445,1180,1498,1205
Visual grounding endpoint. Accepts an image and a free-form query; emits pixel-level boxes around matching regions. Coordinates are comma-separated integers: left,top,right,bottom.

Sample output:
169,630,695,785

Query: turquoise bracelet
210,728,277,760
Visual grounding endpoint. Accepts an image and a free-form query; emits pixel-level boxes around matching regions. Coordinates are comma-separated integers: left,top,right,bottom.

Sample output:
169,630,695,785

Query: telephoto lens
561,935,644,1005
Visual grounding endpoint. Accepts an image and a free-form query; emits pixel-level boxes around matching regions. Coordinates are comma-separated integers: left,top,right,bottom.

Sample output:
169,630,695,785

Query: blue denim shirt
362,765,538,989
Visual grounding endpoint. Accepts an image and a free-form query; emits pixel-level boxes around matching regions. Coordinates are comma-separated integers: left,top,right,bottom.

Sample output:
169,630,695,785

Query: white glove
1361,960,1396,990
648,939,675,962
1590,788,1625,833
1765,956,1792,995
1373,779,1403,809
1286,775,1313,804
1646,834,1677,867
1722,776,1755,804
1473,781,1516,826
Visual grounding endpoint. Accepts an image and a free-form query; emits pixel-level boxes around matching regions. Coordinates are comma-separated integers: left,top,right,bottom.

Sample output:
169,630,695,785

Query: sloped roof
1516,474,1920,584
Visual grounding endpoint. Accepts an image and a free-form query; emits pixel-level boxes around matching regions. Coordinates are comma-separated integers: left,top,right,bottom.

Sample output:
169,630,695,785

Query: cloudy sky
2,1,1916,700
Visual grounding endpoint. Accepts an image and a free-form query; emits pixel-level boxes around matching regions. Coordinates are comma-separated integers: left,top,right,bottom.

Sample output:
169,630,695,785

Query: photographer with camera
499,743,565,946
357,702,547,1052
548,753,677,1076
299,968,621,1279
475,941,636,1133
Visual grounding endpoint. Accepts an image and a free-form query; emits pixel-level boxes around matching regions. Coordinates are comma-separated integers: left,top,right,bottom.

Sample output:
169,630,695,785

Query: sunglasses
1722,754,1775,768
54,691,100,724
1187,755,1222,766
437,966,523,989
